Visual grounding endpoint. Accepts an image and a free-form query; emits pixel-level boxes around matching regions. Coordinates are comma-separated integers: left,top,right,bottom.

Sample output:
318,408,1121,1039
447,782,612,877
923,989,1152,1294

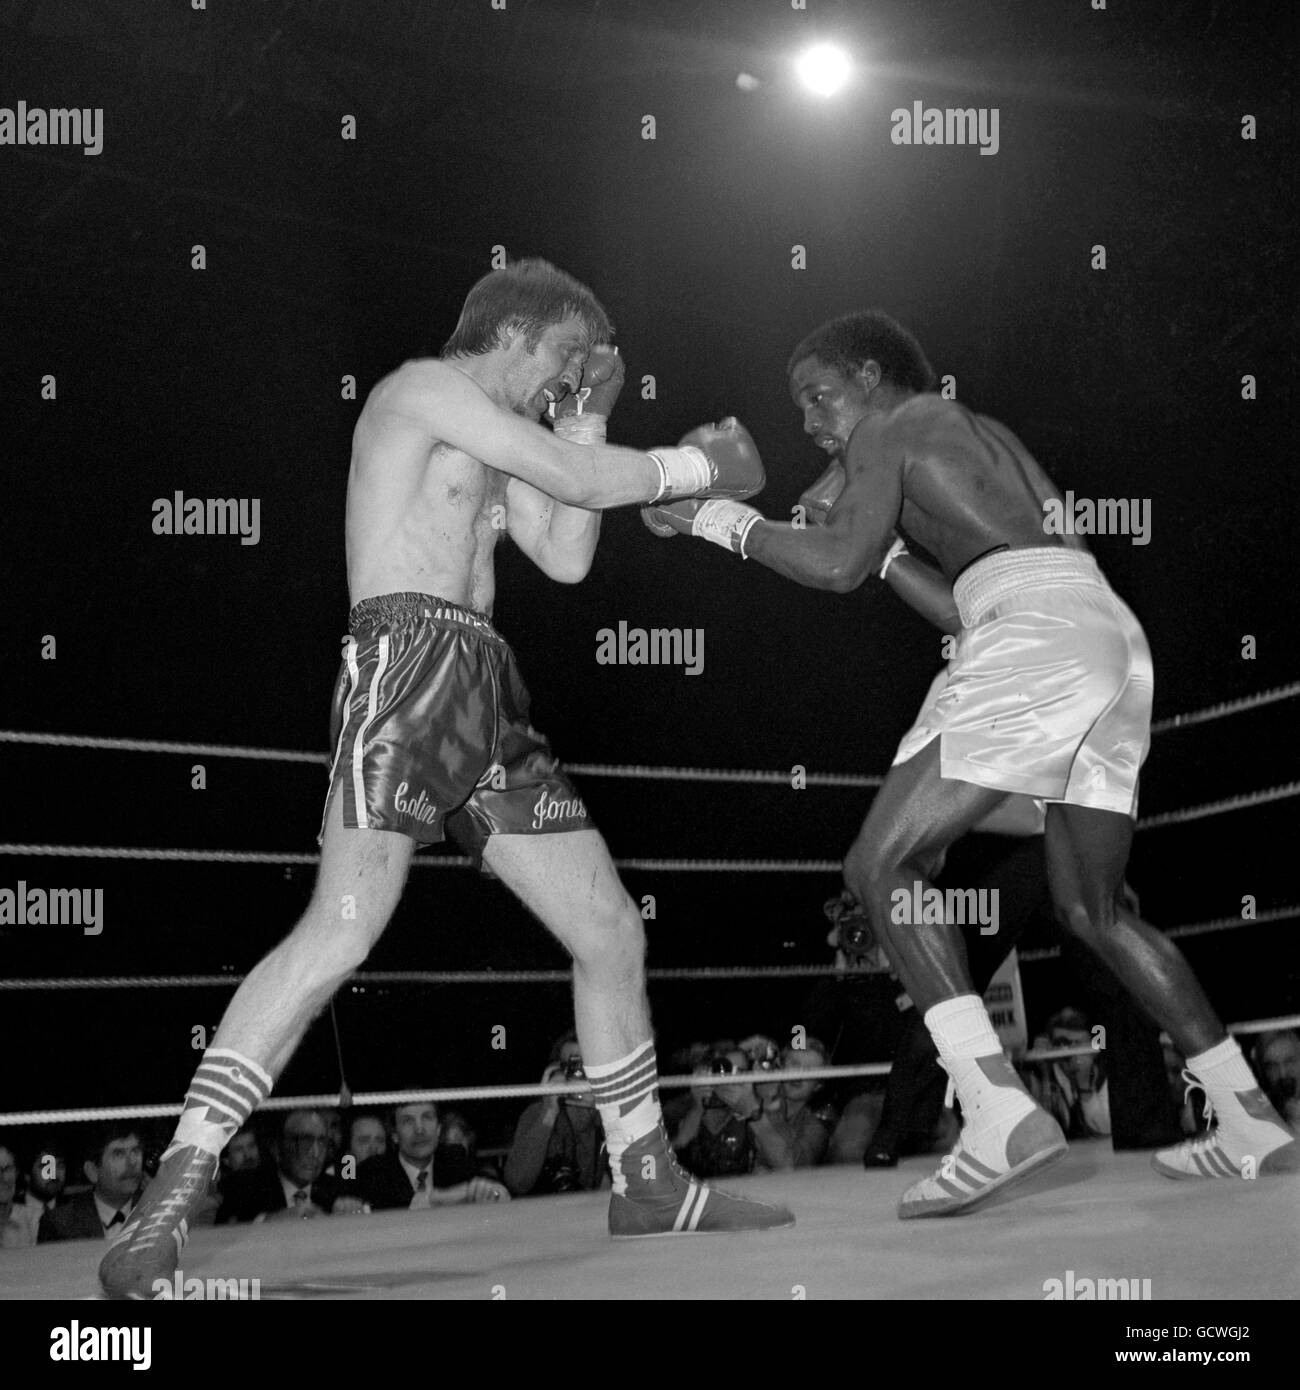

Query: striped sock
586,1041,663,1193
163,1048,274,1160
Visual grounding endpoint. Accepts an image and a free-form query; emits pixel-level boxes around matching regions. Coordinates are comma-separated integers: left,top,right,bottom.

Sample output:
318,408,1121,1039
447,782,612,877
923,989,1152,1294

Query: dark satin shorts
321,591,590,855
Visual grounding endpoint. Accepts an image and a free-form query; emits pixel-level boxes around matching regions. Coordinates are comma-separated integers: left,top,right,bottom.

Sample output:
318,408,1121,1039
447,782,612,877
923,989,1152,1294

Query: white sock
1185,1037,1283,1137
925,995,1003,1064
925,995,1033,1143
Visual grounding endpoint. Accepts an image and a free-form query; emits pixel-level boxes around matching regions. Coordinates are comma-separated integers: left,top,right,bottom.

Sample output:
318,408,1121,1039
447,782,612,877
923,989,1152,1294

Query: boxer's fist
552,344,624,422
641,497,704,540
640,497,762,557
798,459,847,525
676,418,765,500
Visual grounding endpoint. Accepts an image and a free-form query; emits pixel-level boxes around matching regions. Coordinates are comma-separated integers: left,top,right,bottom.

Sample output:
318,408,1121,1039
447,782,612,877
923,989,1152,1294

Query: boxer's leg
1045,803,1297,1177
484,828,794,1234
868,834,1047,1163
101,786,414,1297
842,737,1003,1010
484,829,649,1065
843,740,1066,1217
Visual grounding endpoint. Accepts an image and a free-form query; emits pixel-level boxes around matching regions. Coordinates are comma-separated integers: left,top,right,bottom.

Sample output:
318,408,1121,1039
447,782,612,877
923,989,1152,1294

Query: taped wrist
552,411,607,445
692,499,762,558
648,445,712,502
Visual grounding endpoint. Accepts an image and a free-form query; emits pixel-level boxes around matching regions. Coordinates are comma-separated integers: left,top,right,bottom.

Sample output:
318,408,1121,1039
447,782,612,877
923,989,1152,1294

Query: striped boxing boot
589,1042,794,1237
1152,1040,1300,1180
898,1055,1067,1218
898,995,1067,1220
100,1048,272,1299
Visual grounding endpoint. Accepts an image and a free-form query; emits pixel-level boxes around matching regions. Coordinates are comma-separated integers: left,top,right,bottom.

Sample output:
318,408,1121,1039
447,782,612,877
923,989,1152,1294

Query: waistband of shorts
346,591,503,641
953,547,1109,628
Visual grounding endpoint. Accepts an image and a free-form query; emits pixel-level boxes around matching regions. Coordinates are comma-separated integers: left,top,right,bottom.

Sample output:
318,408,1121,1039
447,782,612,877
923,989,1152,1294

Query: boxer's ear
855,359,883,393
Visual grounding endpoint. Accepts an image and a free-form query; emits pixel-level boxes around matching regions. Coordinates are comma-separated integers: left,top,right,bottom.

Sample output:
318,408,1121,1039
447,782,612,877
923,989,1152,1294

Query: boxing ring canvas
4,1151,1295,1301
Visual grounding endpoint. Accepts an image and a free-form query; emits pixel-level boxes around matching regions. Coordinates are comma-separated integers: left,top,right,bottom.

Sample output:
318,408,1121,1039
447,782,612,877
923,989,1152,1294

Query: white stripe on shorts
350,632,390,829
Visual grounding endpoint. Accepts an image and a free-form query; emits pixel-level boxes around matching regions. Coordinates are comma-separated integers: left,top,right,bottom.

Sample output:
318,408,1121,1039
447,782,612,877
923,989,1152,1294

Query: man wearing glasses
217,1109,366,1222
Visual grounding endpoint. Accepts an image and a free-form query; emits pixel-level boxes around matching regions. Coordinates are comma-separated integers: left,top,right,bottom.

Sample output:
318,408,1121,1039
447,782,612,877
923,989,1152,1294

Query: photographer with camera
672,1047,794,1176
1026,1006,1112,1139
504,1032,609,1196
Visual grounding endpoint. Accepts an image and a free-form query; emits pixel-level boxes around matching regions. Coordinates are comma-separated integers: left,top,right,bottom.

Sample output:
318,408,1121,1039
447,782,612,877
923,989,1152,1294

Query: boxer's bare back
885,396,1086,580
785,354,1087,585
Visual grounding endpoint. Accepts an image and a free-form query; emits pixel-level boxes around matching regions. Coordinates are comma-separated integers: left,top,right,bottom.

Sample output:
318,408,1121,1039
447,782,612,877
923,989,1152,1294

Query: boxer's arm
744,418,902,590
504,477,601,583
884,553,962,634
376,359,660,508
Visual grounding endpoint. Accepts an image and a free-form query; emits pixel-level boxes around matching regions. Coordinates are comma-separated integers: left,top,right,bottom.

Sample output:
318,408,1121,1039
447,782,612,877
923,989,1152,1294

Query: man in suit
358,1100,509,1210
39,1126,143,1243
216,1109,364,1223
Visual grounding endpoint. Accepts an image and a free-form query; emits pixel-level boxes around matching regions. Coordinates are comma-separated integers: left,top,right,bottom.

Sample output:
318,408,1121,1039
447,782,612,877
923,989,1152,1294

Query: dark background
2,0,1296,1143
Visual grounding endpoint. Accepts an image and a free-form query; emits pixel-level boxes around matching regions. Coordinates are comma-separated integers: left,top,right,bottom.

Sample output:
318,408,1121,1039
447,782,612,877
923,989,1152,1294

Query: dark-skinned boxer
644,309,1297,1216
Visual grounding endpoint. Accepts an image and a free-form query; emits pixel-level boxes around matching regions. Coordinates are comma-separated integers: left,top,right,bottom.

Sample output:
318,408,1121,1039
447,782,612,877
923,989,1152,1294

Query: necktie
293,1188,309,1207
415,1169,429,1193
107,1210,126,1230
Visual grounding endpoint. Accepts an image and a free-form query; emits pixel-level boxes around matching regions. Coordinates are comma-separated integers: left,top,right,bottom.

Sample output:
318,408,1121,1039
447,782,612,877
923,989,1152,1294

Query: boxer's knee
844,835,936,916
1051,887,1120,948
290,899,385,979
570,898,646,981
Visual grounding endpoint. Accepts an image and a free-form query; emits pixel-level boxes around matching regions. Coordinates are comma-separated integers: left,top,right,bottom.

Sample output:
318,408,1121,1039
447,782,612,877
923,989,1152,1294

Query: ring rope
1,905,1293,993
4,1017,1297,1129
0,676,1294,784
2,776,1296,873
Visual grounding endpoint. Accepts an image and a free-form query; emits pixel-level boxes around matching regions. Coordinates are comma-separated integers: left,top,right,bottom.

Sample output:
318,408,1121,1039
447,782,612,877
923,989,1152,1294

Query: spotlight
795,43,852,97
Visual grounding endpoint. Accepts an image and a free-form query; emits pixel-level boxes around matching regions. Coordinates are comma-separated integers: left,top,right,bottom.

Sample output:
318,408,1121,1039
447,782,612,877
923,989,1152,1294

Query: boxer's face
512,318,591,420
789,354,876,462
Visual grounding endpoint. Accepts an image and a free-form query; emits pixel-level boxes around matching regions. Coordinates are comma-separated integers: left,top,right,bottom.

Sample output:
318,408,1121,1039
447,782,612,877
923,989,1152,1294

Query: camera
544,1161,582,1194
708,1055,736,1077
838,915,876,957
752,1041,781,1073
824,892,877,960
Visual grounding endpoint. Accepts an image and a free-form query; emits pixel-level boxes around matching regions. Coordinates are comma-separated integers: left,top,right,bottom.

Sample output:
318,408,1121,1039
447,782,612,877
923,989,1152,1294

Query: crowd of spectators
3,1021,1296,1254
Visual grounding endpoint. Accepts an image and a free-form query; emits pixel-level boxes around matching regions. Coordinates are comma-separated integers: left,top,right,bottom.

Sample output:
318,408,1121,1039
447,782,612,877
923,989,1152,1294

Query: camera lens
709,1057,734,1076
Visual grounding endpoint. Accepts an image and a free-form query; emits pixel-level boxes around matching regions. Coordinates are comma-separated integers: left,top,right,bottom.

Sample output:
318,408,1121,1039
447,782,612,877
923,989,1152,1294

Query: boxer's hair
787,310,936,393
441,257,613,357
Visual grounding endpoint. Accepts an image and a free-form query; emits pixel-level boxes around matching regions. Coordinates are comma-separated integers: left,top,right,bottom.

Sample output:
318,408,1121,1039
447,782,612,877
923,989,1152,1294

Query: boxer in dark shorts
102,258,787,1299
644,308,1297,1218
324,592,588,858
